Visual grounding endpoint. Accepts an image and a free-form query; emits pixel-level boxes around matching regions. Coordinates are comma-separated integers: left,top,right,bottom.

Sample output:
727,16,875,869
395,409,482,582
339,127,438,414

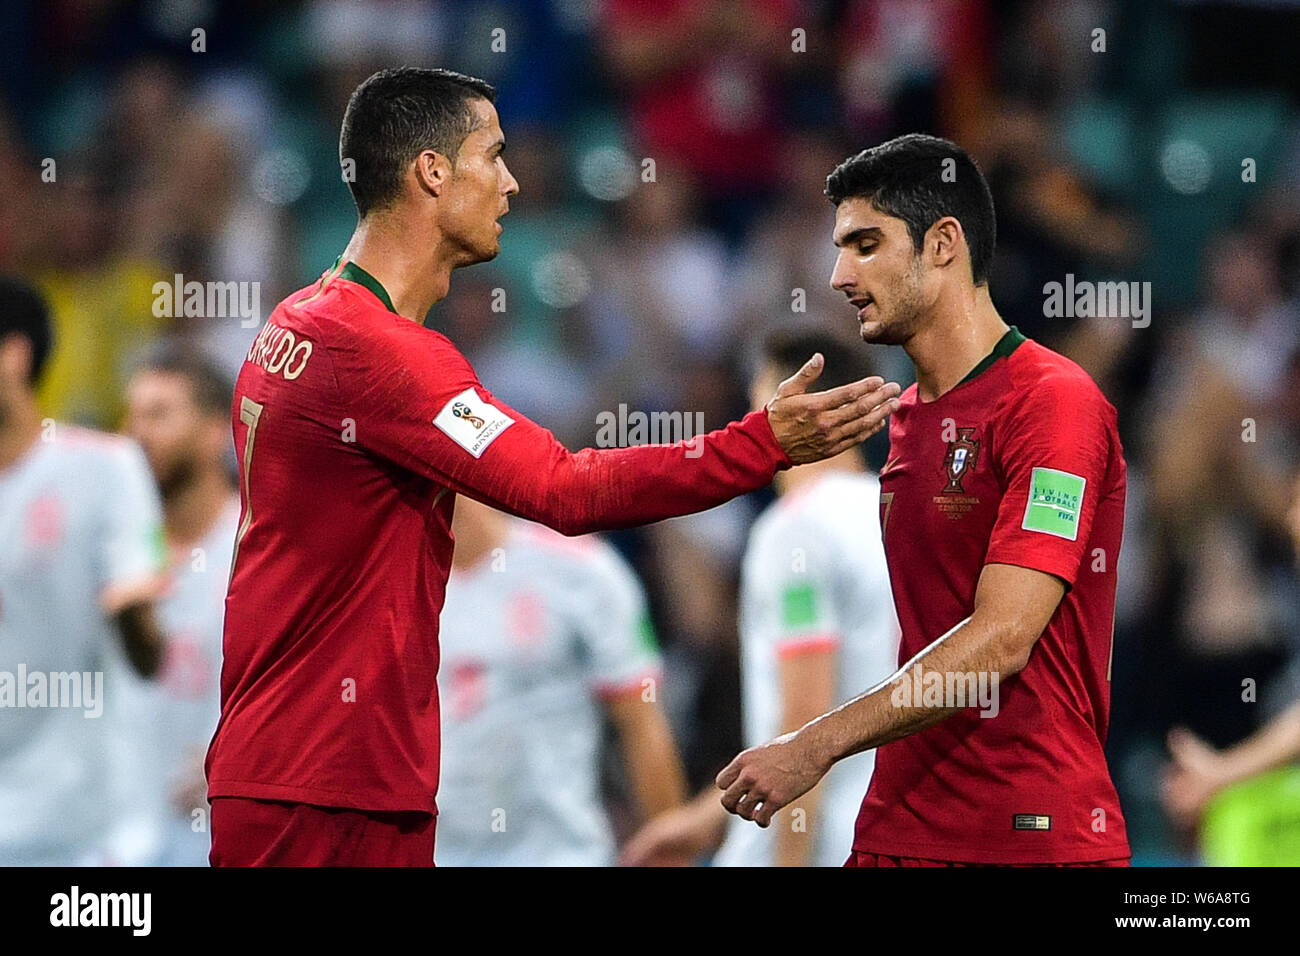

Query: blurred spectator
120,344,239,866
599,0,801,239
1160,469,1300,865
0,276,166,865
435,497,687,866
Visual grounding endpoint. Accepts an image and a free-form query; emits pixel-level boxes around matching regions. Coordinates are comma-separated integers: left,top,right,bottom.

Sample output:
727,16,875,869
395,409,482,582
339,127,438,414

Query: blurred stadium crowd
3,0,1300,865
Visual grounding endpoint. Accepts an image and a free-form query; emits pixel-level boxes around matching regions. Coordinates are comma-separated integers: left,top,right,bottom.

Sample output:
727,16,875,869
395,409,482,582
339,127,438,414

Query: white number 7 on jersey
230,395,265,583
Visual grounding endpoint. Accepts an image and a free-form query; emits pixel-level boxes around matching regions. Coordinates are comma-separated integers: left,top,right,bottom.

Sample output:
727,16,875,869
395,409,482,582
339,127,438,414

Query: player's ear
928,216,963,271
413,149,452,198
0,335,34,386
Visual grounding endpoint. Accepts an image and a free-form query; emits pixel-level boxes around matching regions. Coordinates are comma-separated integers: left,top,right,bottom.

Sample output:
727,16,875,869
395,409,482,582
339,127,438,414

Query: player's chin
859,317,905,346
467,239,501,265
858,319,888,344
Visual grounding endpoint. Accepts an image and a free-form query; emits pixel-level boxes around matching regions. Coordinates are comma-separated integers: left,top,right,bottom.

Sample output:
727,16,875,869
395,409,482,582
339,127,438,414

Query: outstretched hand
766,354,901,465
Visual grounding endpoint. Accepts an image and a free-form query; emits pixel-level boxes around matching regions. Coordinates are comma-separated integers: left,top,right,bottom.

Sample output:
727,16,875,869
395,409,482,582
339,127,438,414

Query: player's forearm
628,752,688,820
514,410,790,536
688,785,732,839
670,786,733,851
620,719,689,819
799,614,1025,767
1219,700,1300,786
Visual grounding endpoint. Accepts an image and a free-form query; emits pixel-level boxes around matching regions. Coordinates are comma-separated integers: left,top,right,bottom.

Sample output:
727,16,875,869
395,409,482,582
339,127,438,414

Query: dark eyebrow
833,226,883,248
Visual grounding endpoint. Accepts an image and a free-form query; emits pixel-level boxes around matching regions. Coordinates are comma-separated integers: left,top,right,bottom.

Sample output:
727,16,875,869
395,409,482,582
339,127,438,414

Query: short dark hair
825,134,996,285
761,328,873,393
136,342,233,417
0,275,53,386
339,67,498,217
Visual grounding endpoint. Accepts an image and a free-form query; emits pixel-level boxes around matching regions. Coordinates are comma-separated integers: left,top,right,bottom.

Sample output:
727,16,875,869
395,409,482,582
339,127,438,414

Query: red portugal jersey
206,259,790,813
853,327,1130,863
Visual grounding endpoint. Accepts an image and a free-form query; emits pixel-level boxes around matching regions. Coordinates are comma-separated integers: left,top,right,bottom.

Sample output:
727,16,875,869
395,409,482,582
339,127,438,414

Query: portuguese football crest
942,428,980,494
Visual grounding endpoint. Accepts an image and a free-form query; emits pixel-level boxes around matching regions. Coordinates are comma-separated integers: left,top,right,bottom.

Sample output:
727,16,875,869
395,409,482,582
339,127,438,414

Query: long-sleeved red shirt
206,261,791,812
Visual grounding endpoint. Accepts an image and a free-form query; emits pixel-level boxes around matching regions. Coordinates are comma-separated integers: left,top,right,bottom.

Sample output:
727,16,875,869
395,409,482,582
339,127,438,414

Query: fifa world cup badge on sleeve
434,387,515,458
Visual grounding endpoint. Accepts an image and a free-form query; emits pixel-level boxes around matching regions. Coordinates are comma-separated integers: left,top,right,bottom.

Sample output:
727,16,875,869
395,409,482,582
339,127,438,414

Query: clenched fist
717,731,832,828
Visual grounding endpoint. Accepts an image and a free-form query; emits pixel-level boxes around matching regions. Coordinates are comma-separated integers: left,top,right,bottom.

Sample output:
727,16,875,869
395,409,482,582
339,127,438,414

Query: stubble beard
454,226,500,268
860,261,927,347
155,454,199,503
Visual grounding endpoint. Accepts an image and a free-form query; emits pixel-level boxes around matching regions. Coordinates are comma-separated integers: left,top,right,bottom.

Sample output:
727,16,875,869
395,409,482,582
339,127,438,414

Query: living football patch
1021,467,1086,540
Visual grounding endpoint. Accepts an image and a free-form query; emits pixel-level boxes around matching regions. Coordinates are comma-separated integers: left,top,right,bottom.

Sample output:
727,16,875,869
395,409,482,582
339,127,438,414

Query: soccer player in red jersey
717,134,1132,866
204,68,902,866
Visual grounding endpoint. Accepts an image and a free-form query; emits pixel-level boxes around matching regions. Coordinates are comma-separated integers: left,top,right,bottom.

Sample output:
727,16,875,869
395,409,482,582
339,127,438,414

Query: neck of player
0,392,42,473
341,212,461,323
905,283,1008,403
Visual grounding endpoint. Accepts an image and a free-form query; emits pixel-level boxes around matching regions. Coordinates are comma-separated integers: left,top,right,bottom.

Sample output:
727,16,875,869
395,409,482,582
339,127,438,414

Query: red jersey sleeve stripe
776,633,841,658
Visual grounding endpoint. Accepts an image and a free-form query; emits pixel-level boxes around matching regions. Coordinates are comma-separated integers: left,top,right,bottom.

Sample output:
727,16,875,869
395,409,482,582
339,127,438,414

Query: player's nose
830,254,856,292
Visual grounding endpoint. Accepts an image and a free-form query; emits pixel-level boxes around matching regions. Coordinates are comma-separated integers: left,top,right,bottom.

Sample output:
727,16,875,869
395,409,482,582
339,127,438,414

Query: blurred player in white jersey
123,346,239,866
623,331,899,867
436,496,688,865
0,276,166,865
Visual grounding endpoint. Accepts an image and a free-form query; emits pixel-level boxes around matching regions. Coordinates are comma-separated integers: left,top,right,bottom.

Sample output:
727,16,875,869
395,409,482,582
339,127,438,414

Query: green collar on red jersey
334,257,398,314
955,325,1027,387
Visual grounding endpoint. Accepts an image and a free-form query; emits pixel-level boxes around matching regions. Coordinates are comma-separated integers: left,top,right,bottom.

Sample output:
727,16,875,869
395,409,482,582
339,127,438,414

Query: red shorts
209,797,437,867
845,851,1130,867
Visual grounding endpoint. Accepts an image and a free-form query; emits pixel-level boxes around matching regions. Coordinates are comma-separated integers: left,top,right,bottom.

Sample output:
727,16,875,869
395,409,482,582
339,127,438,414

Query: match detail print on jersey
1021,467,1086,541
433,387,516,458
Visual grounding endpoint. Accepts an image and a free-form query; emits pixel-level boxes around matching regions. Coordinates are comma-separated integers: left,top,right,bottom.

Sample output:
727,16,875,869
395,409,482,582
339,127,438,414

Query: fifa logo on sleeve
452,402,486,430
435,388,516,458
941,428,980,494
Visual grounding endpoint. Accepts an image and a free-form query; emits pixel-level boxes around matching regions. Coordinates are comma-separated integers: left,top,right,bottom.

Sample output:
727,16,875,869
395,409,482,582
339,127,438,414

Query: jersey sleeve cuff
592,667,663,700
983,549,1080,592
776,633,841,658
740,408,794,471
